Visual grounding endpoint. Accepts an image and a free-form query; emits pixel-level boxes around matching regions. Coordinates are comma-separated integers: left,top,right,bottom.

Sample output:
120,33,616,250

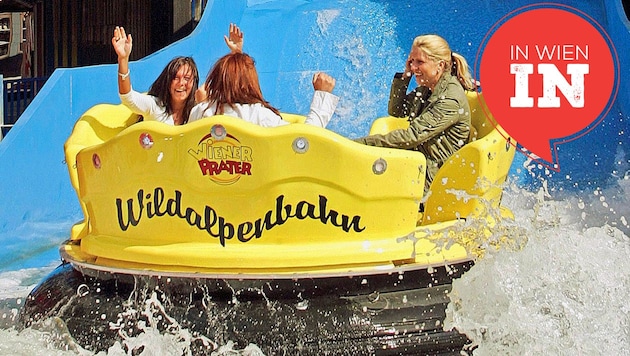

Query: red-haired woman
189,51,338,127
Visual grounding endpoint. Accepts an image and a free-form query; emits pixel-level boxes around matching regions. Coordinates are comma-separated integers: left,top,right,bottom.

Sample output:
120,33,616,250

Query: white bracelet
118,70,130,80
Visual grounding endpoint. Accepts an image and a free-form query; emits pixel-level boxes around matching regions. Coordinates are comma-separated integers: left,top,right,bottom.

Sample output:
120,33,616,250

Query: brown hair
148,56,199,124
202,52,280,116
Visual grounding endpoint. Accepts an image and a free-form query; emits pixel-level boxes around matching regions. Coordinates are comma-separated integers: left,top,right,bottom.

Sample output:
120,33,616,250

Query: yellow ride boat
21,91,516,355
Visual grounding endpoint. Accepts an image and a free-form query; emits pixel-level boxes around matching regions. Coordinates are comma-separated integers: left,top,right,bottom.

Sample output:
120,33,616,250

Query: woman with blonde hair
355,34,475,193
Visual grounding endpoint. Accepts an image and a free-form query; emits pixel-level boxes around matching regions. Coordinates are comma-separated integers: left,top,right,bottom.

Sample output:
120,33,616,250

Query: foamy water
0,177,628,355
446,176,630,355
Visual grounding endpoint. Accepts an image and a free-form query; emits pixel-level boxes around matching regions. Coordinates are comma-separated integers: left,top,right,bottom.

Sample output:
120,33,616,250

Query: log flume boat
20,91,516,355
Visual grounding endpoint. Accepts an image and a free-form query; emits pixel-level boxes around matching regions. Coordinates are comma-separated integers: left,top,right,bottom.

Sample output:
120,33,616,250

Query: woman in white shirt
189,52,338,128
112,26,200,126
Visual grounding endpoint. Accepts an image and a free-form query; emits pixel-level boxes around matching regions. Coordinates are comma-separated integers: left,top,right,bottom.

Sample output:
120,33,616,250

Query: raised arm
194,23,244,103
112,26,133,95
304,72,339,128
312,72,336,93
223,23,244,54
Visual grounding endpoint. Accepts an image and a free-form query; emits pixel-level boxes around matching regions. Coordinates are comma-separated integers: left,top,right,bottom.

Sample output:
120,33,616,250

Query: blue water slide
0,0,628,271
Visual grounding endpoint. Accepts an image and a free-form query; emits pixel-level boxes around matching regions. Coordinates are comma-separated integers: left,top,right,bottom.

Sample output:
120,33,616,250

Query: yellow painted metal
67,110,428,270
422,92,516,224
62,90,515,275
363,91,516,225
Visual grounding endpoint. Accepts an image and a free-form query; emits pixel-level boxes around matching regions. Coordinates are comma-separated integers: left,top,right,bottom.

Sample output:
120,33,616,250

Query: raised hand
404,57,414,78
312,72,336,93
223,23,244,53
112,26,132,59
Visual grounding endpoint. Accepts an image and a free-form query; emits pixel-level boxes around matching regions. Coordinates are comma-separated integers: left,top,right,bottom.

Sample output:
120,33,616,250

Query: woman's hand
312,72,336,93
404,57,414,78
113,26,132,94
224,23,243,53
112,26,132,60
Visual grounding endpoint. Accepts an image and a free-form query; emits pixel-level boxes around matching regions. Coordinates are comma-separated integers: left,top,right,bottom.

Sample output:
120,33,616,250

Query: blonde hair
412,34,476,91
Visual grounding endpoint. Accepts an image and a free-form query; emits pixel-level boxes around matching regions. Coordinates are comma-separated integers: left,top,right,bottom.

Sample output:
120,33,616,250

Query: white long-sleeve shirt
119,88,175,125
188,91,339,128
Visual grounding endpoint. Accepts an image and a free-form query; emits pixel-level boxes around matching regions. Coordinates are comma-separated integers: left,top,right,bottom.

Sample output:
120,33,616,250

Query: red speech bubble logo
478,5,618,170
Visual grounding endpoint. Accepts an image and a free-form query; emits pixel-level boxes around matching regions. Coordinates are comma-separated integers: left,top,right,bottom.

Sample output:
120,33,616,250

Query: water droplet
77,284,89,297
296,300,309,311
368,292,380,302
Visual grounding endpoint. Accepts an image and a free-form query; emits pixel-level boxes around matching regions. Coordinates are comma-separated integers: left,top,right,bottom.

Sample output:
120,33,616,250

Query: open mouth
415,74,427,82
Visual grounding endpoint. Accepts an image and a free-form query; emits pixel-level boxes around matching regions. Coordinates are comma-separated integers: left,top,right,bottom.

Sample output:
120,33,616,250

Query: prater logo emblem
187,130,253,185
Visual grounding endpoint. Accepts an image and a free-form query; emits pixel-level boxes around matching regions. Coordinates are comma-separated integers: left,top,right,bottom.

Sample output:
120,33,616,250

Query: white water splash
445,182,630,355
293,1,403,138
316,9,340,34
0,291,267,356
2,181,628,355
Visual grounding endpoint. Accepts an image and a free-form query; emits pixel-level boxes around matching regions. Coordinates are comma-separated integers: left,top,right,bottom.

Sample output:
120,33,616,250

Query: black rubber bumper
20,262,474,355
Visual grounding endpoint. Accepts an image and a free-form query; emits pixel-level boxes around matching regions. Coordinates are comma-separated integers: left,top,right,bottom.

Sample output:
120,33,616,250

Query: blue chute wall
0,0,628,270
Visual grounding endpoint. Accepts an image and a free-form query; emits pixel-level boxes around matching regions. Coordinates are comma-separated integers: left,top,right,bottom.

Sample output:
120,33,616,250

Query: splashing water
291,2,404,138
445,177,630,355
0,178,627,355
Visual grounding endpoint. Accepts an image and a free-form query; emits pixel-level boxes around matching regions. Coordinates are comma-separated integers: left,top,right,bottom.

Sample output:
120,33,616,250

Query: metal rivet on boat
139,132,154,149
92,154,101,169
372,158,387,175
211,124,227,140
292,137,309,154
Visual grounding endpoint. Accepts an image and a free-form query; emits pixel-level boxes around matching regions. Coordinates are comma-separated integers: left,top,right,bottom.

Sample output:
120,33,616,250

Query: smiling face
407,47,444,90
169,64,195,105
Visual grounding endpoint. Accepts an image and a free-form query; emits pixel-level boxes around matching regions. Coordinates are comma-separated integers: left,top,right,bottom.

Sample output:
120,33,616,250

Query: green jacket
356,71,471,192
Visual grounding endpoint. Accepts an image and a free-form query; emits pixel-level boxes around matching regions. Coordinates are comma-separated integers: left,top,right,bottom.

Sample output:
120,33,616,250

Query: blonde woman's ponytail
451,52,476,91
